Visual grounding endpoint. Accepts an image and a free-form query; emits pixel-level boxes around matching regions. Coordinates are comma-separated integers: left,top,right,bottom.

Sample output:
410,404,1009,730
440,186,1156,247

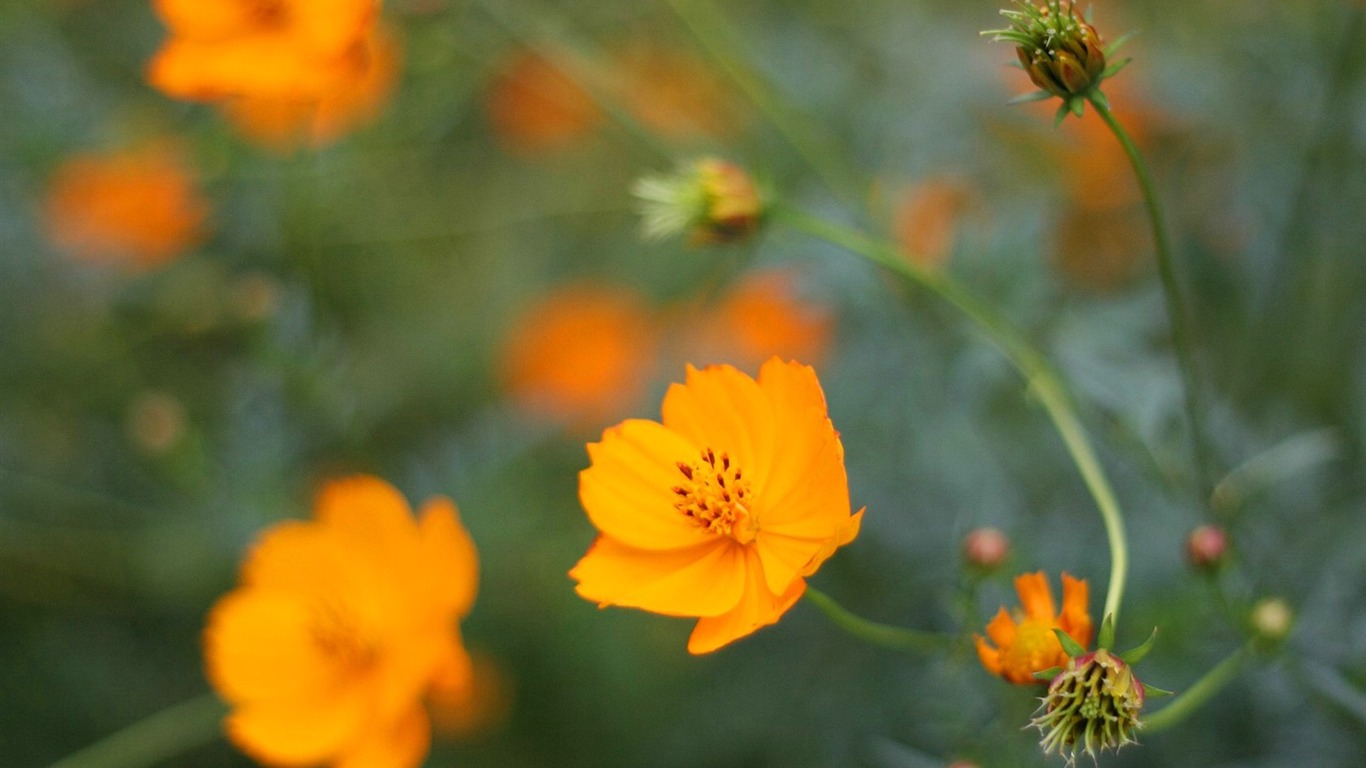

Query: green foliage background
2,1,1364,766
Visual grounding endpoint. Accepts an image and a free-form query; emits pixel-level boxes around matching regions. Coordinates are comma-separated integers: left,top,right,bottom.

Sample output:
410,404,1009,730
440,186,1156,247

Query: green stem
804,587,951,653
774,205,1130,626
661,0,865,207
1087,95,1214,502
44,693,226,768
1141,646,1249,733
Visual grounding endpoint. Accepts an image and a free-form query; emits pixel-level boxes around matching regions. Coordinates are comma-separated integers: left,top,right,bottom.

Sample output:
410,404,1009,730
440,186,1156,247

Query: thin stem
661,0,865,208
1141,646,1249,734
804,587,952,653
774,205,1130,626
44,693,226,768
1087,95,1214,502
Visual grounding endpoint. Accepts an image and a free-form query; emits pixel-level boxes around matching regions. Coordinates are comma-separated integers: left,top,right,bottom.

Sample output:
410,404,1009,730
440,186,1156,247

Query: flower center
308,599,377,671
1001,618,1065,676
673,448,757,543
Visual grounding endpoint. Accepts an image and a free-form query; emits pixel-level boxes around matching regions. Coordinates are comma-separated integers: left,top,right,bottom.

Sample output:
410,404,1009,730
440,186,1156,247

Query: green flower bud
1032,648,1145,762
987,1,1111,102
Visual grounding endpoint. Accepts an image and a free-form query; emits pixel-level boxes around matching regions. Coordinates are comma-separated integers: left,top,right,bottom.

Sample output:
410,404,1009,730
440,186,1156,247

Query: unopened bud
988,1,1111,104
963,527,1010,571
1185,524,1228,570
633,158,763,245
1250,597,1293,643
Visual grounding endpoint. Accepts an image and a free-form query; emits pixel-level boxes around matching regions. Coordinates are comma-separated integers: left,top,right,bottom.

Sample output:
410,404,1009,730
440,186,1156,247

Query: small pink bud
1185,524,1228,570
963,527,1010,570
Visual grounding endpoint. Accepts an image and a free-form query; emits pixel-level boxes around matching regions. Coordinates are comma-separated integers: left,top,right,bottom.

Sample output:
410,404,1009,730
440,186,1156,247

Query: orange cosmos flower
892,176,975,270
204,475,479,768
483,50,600,154
682,268,834,373
570,358,864,654
43,144,209,269
498,282,659,430
220,24,401,150
975,571,1093,684
616,44,743,141
148,0,380,102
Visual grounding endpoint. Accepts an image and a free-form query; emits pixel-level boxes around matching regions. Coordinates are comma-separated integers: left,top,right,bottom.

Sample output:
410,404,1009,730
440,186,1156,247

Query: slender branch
1087,95,1215,503
804,587,952,653
774,205,1130,626
1141,646,1249,734
44,693,226,768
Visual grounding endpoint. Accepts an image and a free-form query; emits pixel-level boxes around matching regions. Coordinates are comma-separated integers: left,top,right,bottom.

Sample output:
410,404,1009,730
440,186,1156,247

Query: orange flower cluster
147,0,398,149
571,358,864,653
204,476,480,767
976,572,1093,684
42,143,208,269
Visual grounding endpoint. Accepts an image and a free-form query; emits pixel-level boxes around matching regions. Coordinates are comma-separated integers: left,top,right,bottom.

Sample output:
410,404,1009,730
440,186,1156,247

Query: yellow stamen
672,448,758,543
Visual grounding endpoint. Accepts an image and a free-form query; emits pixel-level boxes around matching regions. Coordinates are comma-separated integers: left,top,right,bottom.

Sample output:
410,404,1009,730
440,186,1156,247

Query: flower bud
988,1,1109,100
1250,597,1293,643
1185,524,1228,570
1032,648,1144,761
632,158,763,245
962,527,1010,571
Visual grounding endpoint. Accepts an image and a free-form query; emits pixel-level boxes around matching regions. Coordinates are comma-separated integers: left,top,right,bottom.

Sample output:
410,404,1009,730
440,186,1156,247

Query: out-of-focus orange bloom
975,572,1093,685
498,283,659,429
893,176,974,270
204,475,479,768
220,24,400,151
148,0,381,102
43,144,209,269
428,652,512,740
484,51,601,153
571,358,864,654
682,268,833,373
616,45,743,141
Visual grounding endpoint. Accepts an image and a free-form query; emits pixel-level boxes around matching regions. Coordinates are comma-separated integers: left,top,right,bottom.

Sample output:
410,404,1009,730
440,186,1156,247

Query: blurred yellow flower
42,143,209,269
975,571,1093,684
204,476,479,768
571,358,863,654
148,0,381,102
498,282,659,431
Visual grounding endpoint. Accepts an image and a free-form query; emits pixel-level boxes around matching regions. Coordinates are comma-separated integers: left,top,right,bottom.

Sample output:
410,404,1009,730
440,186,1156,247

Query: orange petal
757,431,851,537
752,530,828,596
686,547,804,654
416,497,479,618
288,0,380,59
570,536,746,618
579,419,716,550
1014,571,1056,622
983,606,1018,649
152,0,259,39
974,634,1003,676
333,706,431,768
1059,573,1093,648
660,364,774,488
226,687,369,766
204,590,349,704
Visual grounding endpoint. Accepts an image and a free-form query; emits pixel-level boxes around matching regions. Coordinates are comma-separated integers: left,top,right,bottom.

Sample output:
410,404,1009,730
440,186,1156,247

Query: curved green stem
774,204,1129,626
1141,646,1249,734
44,693,226,768
804,587,952,653
1087,95,1214,502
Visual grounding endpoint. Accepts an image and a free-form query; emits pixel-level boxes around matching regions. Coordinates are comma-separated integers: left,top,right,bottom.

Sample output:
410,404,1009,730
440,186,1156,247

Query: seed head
1032,648,1145,764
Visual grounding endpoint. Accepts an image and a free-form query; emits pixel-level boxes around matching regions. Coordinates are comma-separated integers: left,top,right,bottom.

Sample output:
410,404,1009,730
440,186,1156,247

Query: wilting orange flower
571,358,864,654
975,571,1093,684
484,50,600,153
498,283,659,429
204,476,479,768
220,24,400,150
43,144,208,269
682,268,833,372
148,0,381,102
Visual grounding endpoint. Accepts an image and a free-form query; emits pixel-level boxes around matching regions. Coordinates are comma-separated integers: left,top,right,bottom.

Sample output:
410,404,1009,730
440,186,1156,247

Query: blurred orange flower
571,358,863,654
220,24,401,151
204,476,479,768
975,572,1092,684
148,0,381,102
892,176,974,270
682,268,834,373
617,44,743,141
484,51,601,153
42,144,208,269
498,283,659,429
428,652,512,741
